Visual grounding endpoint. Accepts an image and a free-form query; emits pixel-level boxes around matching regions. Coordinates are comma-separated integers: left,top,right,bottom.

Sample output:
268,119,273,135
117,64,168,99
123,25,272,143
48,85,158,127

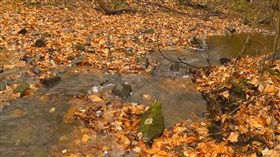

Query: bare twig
226,35,251,84
156,34,205,69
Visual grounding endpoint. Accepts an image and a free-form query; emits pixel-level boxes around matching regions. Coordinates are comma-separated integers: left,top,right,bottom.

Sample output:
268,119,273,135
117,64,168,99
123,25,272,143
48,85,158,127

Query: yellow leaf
88,95,103,102
249,78,260,87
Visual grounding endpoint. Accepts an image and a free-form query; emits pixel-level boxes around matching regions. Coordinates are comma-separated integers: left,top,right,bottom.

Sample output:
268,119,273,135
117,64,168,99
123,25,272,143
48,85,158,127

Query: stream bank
1,31,278,156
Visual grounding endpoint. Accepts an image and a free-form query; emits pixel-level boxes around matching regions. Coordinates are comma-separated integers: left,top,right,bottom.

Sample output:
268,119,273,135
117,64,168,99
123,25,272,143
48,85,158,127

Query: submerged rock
42,76,61,87
112,84,132,98
219,57,231,65
190,36,207,50
138,101,165,142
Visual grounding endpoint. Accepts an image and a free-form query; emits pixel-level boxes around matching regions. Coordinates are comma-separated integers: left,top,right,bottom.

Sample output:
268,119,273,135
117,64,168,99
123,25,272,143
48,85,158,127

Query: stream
0,33,275,156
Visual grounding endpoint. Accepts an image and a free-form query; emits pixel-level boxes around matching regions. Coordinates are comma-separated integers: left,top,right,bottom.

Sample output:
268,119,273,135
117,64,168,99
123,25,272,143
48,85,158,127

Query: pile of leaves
194,55,280,155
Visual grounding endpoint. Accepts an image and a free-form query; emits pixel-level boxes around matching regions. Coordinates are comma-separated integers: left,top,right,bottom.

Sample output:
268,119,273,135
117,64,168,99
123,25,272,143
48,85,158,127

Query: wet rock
140,28,155,34
34,38,46,47
225,26,236,34
42,76,61,87
13,82,30,96
138,101,165,142
32,67,41,75
190,36,207,50
0,82,6,91
18,28,27,35
219,57,231,65
112,84,132,98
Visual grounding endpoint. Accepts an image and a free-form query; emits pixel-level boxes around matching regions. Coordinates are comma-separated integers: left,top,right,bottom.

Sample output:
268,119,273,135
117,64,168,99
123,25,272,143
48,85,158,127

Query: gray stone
34,38,46,47
138,101,165,142
0,82,6,91
112,84,132,98
42,76,61,87
32,67,41,75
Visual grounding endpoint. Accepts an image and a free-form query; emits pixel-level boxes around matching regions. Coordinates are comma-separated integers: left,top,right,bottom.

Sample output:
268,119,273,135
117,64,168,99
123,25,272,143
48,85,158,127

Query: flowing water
0,33,275,156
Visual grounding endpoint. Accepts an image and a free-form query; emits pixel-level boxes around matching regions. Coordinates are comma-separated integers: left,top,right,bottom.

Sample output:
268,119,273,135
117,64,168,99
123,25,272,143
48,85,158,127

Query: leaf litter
0,0,279,156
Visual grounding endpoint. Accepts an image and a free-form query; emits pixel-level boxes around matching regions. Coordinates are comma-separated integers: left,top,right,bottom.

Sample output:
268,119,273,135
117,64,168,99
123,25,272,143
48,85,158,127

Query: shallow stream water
0,33,275,156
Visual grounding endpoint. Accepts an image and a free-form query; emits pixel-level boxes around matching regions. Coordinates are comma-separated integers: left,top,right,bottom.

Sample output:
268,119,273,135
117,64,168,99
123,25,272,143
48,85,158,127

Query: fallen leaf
228,132,238,143
82,134,90,143
88,95,103,102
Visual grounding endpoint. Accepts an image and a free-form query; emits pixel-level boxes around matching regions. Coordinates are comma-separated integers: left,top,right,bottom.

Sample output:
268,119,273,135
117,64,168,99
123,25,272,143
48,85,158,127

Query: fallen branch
157,45,202,69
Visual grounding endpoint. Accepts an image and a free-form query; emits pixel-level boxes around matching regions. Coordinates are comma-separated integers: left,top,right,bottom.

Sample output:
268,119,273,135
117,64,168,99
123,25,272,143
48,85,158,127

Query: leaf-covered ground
1,0,279,156
0,0,256,106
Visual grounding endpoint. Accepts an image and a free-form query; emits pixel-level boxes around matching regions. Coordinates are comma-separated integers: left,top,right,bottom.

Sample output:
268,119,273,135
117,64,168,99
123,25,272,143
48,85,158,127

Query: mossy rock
13,82,30,96
138,101,165,142
75,43,85,51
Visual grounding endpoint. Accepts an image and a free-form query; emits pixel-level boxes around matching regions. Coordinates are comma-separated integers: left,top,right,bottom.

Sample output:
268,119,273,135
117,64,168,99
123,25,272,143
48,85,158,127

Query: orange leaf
144,148,160,154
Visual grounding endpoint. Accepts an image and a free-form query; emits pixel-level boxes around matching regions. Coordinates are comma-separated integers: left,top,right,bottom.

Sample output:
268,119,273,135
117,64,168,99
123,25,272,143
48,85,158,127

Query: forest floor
0,0,279,156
